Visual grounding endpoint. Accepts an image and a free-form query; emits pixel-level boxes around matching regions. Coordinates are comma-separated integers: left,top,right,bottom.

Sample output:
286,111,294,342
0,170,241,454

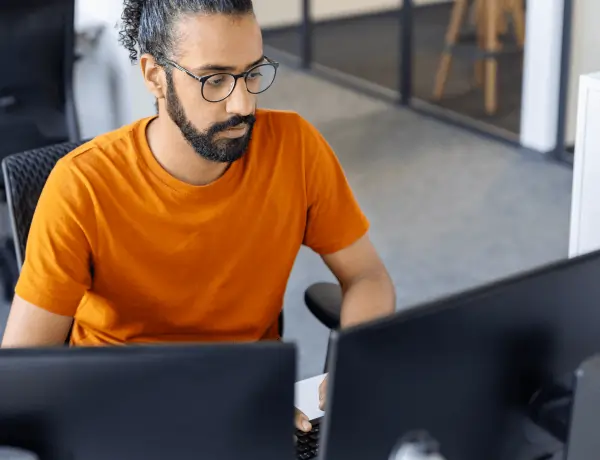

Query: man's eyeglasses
162,57,280,103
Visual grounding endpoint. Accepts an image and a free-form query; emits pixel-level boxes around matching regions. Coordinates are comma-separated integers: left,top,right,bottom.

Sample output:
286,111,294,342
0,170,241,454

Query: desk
295,373,326,420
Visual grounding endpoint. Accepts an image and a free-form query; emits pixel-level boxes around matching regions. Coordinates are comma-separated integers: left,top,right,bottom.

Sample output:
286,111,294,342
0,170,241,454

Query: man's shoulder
255,109,315,132
254,109,325,154
256,108,301,121
58,117,152,172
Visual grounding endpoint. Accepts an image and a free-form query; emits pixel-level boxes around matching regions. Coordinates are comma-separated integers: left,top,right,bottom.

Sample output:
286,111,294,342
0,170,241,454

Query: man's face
165,13,264,163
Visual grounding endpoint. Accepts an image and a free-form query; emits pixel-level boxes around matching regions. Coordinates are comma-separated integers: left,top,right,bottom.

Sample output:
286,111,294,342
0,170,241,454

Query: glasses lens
202,73,236,102
245,64,277,94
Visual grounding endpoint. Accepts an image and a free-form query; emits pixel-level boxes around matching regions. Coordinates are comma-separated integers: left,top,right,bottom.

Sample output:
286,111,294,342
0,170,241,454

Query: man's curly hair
119,0,254,64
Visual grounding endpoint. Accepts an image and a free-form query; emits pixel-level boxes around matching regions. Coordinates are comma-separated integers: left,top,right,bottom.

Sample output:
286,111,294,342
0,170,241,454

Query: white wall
519,0,565,153
255,0,450,29
521,0,600,150
569,73,600,257
74,0,155,139
565,0,600,146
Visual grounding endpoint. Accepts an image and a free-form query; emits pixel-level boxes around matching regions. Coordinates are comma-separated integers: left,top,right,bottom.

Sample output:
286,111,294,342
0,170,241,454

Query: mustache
209,114,256,135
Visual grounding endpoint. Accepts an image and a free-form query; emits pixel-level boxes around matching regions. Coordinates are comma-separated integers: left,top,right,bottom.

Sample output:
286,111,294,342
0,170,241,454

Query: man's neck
146,116,230,186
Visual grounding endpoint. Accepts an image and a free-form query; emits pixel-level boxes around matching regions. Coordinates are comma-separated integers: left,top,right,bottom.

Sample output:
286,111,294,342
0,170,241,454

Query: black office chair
0,0,79,298
2,141,343,349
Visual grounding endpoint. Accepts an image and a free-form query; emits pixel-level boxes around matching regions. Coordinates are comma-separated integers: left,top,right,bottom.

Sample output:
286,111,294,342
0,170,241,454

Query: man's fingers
318,386,325,410
295,408,312,432
318,377,327,410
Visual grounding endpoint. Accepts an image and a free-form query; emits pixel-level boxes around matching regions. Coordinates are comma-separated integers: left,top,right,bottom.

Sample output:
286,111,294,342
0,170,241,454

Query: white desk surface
295,374,327,421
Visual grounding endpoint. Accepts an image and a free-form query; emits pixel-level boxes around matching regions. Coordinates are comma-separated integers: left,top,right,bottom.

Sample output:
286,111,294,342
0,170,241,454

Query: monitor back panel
0,344,296,460
322,250,600,460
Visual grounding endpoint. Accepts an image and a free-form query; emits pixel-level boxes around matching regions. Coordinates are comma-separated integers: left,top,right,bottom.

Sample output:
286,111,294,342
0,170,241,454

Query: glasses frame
162,56,280,103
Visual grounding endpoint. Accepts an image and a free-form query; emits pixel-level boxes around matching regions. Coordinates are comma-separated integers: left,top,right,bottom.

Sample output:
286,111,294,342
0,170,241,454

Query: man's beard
165,73,256,163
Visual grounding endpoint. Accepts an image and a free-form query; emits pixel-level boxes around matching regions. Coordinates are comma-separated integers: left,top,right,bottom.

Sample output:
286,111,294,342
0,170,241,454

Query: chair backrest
0,0,76,111
2,140,86,268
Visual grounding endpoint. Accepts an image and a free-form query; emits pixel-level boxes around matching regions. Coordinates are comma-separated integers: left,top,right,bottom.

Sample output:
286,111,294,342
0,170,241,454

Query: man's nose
225,79,255,117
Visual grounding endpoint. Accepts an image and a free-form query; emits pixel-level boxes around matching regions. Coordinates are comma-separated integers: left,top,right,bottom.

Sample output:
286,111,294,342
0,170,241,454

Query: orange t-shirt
15,109,369,345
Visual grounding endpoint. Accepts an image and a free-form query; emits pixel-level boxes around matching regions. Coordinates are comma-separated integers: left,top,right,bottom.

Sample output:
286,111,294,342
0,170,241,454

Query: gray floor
258,66,572,379
0,66,573,381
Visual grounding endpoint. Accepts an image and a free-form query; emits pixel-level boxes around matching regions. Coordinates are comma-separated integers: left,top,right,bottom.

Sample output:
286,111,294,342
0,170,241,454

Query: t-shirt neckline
135,116,245,197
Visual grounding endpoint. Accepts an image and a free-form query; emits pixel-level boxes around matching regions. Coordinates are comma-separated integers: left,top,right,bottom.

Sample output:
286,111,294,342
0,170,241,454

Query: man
1,0,395,433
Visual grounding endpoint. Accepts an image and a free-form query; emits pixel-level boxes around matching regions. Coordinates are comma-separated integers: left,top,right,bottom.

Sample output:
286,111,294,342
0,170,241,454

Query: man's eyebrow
191,56,265,73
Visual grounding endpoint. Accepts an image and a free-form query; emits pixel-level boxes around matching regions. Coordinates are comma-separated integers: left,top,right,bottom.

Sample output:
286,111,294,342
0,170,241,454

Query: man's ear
140,54,166,101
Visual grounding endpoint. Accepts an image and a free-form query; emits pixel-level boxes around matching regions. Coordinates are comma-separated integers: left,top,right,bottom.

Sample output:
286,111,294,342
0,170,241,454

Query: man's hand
318,375,328,411
295,408,312,433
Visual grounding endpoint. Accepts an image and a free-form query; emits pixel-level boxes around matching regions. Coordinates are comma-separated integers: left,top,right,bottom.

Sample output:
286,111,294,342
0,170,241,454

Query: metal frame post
554,0,574,161
400,0,414,105
301,0,313,69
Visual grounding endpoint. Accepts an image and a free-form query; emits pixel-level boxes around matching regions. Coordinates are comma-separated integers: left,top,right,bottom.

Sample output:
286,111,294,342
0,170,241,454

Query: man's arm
2,295,73,347
316,234,394,410
295,113,394,411
2,158,94,348
322,234,395,328
296,113,394,320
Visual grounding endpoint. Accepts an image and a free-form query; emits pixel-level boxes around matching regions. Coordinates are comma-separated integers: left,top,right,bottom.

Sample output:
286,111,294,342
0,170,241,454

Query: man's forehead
174,13,263,70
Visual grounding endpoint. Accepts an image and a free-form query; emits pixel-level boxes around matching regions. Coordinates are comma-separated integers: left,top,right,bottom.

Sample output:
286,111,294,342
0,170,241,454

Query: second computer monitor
321,249,600,460
0,343,296,460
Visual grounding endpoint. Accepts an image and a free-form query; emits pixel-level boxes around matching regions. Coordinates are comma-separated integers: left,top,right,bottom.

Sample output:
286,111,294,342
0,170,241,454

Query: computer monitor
321,249,600,460
0,343,296,460
565,354,600,460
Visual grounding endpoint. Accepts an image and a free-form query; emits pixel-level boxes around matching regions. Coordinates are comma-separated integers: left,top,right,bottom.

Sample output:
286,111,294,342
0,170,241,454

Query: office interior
2,0,600,457
264,0,525,134
261,0,592,162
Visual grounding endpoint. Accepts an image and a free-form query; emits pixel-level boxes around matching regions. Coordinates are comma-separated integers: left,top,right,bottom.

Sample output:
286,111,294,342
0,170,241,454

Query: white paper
295,373,327,421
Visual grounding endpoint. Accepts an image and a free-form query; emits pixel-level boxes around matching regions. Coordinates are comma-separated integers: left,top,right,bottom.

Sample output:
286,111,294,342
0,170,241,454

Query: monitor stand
528,375,575,444
565,354,600,460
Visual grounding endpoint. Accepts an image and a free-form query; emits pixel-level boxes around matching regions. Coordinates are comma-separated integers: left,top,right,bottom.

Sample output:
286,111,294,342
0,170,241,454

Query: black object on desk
0,343,296,460
320,249,600,460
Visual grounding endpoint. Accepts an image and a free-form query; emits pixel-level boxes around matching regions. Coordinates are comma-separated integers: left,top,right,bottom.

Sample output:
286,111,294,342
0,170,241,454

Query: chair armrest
304,282,342,330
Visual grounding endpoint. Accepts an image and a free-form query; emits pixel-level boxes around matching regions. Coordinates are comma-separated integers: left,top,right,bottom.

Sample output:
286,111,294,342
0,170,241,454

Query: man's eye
208,77,225,86
248,71,263,80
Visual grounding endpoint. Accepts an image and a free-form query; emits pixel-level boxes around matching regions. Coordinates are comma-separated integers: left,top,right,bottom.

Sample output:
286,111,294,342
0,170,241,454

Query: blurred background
0,0,596,377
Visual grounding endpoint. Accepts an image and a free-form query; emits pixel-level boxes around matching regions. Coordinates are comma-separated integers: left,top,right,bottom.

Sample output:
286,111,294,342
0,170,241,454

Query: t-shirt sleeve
15,159,95,316
300,116,370,255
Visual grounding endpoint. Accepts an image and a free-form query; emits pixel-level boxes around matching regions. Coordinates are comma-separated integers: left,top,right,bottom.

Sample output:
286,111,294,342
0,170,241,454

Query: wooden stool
432,0,525,115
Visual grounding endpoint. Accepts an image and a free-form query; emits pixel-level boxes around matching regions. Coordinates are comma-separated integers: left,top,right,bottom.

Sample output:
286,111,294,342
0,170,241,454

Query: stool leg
510,0,526,48
433,0,469,100
474,0,485,86
484,0,499,115
469,0,478,27
497,0,508,35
